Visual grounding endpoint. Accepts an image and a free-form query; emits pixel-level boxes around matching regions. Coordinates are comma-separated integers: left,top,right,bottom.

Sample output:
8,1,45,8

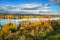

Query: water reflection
0,18,60,24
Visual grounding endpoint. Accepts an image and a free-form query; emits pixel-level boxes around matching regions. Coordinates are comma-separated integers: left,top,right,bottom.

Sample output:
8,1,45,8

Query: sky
0,0,49,5
0,0,60,14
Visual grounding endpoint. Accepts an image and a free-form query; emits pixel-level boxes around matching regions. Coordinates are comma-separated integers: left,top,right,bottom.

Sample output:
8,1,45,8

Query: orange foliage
24,20,30,28
1,22,16,33
2,24,10,33
43,21,49,26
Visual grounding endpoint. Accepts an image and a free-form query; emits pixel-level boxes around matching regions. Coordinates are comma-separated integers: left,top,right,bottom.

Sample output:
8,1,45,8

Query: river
0,18,60,25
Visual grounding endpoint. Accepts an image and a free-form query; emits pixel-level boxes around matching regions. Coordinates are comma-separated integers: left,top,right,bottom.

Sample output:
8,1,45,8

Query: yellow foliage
0,30,3,36
19,27,25,30
30,29,35,36
2,27,7,33
1,22,16,33
2,24,10,33
7,22,16,29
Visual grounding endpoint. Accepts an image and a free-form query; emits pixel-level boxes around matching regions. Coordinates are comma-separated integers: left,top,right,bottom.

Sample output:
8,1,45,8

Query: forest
0,19,60,40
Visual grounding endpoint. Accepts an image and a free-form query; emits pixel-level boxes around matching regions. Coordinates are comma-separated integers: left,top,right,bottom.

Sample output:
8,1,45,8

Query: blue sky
0,0,60,14
0,0,49,5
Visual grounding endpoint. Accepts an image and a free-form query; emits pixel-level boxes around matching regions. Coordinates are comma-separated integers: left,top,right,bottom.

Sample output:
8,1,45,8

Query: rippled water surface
0,18,60,24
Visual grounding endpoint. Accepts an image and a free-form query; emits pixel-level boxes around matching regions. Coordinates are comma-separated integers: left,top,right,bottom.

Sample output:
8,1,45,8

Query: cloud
49,0,60,5
20,4,40,8
0,4,59,14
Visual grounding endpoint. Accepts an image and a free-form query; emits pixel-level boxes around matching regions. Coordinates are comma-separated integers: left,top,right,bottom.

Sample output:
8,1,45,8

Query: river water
0,18,60,25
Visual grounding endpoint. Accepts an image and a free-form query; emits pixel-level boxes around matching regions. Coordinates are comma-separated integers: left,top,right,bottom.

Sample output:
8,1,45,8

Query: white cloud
20,4,40,8
0,4,60,14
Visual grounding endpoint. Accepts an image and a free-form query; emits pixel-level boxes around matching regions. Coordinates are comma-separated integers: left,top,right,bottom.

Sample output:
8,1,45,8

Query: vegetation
0,14,60,19
0,19,60,40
